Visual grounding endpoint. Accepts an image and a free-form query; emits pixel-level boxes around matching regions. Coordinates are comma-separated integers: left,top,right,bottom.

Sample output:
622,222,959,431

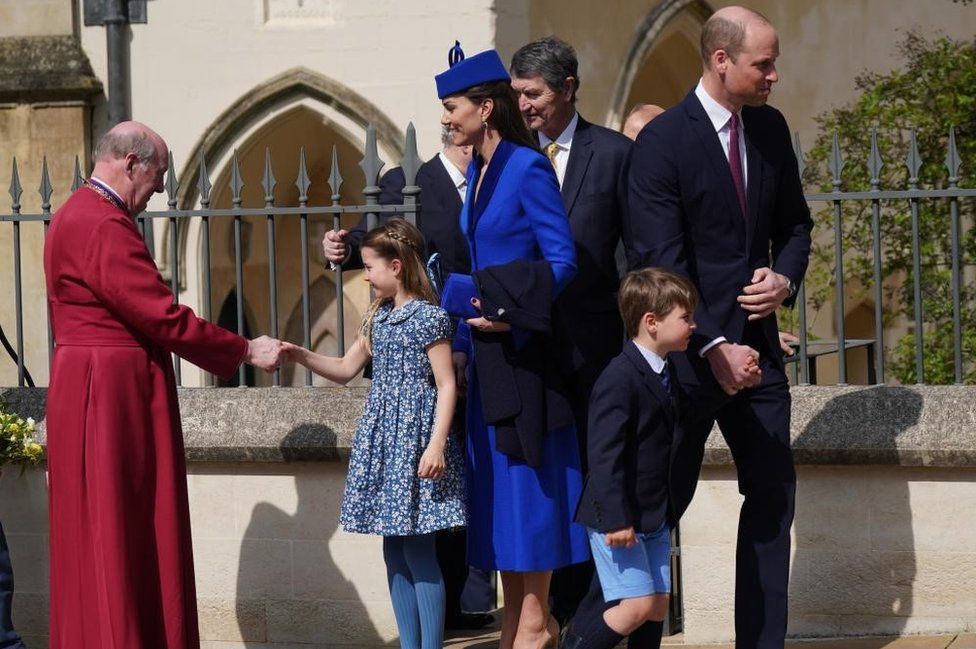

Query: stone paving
443,628,976,649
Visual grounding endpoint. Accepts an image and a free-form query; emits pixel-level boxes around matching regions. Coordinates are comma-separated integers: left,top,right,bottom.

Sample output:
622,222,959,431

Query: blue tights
383,534,446,649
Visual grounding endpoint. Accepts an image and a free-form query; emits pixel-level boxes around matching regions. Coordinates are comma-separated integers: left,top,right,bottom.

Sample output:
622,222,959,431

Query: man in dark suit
323,130,471,277
510,36,632,626
627,7,812,648
322,133,494,631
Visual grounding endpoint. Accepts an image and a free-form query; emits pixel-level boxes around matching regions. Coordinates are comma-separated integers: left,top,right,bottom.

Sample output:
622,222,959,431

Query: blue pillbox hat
435,41,511,99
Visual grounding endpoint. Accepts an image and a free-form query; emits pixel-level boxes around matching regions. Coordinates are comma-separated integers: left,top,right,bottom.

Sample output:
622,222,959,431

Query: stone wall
2,385,976,647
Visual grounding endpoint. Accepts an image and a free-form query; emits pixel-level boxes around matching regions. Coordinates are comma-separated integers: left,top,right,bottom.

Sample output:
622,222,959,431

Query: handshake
243,336,304,372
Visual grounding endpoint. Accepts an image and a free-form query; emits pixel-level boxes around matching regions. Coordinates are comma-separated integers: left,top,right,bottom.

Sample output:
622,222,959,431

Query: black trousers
0,520,25,649
673,330,795,649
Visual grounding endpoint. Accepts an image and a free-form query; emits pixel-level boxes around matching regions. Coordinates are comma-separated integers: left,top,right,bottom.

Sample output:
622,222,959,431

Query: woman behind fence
435,42,589,649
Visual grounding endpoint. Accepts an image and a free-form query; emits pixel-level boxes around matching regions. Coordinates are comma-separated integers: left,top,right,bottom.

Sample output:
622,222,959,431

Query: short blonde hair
618,267,698,338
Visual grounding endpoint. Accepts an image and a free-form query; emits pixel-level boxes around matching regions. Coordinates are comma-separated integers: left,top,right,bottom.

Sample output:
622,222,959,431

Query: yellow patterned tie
545,141,560,169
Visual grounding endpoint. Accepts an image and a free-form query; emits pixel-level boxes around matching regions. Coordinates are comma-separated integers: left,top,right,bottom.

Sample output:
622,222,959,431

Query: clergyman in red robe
43,121,281,648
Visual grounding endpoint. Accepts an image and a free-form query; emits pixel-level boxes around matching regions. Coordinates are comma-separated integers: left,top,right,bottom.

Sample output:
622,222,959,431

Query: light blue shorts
587,522,672,601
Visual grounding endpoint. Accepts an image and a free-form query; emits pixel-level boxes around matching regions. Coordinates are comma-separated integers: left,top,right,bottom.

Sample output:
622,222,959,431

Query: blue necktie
658,368,672,395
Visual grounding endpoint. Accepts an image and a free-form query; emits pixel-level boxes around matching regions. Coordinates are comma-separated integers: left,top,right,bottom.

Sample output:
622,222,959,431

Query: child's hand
279,341,305,364
604,527,637,548
417,444,445,480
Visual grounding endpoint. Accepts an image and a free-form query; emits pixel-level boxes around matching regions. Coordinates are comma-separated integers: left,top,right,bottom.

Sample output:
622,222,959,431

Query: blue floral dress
340,299,467,536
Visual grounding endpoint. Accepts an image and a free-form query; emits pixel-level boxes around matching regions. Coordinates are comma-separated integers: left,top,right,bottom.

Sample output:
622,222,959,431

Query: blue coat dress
458,139,590,571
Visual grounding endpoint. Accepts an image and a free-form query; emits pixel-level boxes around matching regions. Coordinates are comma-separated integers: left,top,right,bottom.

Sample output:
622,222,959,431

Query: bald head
622,104,665,140
90,121,169,214
93,121,166,167
700,6,772,67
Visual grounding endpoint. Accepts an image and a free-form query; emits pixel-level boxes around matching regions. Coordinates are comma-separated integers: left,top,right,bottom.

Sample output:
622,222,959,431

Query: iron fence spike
197,150,212,205
328,144,343,201
262,147,277,204
401,122,422,187
296,146,311,201
792,131,805,180
906,126,922,185
829,131,844,188
8,157,22,210
230,149,244,203
165,150,178,206
358,124,385,187
71,155,83,192
945,125,962,183
868,129,884,186
39,156,53,209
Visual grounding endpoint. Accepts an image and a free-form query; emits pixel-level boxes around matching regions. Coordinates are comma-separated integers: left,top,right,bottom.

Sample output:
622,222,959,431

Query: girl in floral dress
283,218,465,649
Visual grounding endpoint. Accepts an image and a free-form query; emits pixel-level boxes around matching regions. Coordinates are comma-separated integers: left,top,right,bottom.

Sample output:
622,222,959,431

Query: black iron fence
2,124,975,388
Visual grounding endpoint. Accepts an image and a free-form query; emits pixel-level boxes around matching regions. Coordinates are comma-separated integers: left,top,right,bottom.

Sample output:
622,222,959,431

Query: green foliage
802,31,976,384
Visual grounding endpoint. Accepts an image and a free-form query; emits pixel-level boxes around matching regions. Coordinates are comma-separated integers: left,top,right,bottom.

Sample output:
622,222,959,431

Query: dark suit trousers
0,521,25,648
680,329,795,649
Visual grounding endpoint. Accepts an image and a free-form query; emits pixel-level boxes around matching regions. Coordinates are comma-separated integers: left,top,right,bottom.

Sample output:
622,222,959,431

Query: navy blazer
346,155,471,275
574,341,677,534
627,90,812,367
550,116,632,316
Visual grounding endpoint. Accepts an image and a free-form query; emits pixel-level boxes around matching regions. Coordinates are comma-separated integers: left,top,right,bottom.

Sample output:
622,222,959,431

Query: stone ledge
0,36,103,102
2,385,975,466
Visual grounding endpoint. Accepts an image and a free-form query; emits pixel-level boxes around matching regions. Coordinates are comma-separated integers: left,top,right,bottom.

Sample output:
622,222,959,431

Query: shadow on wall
789,387,923,637
0,466,49,647
235,425,387,647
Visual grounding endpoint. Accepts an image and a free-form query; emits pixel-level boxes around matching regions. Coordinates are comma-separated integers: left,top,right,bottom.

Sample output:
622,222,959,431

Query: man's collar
437,151,467,189
694,79,741,133
538,111,579,149
89,175,124,202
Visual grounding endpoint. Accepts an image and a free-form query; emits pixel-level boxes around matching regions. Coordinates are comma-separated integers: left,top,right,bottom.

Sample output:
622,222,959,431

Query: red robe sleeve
83,212,248,379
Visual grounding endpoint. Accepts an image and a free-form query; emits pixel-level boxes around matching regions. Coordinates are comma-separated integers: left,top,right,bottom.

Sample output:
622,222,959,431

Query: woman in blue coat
436,44,590,649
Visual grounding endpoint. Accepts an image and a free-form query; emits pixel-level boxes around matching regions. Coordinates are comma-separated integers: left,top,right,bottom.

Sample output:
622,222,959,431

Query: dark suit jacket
346,155,471,275
547,116,632,387
627,90,812,370
574,342,677,534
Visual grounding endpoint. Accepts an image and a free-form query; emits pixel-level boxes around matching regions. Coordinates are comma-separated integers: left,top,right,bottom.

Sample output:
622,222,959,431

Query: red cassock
43,186,247,648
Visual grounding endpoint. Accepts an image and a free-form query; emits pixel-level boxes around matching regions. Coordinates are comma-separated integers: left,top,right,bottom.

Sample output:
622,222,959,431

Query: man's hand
604,526,637,548
452,351,468,391
778,331,799,357
323,229,350,265
737,267,791,321
245,335,282,372
706,342,761,395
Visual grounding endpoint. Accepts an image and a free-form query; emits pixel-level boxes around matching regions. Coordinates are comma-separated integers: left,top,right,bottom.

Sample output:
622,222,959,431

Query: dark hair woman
436,43,588,649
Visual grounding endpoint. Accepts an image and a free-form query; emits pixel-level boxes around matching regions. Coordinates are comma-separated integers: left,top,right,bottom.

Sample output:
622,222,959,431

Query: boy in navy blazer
568,268,704,649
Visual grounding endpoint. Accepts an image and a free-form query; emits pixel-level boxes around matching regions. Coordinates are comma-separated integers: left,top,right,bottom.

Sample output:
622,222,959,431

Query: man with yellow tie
510,35,634,632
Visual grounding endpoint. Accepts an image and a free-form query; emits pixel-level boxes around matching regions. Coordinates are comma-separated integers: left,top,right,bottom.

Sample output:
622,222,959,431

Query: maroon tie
728,113,747,219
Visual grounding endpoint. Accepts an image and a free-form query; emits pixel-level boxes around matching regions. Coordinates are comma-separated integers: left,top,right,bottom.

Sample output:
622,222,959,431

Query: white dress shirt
694,79,750,357
538,111,579,187
694,79,748,190
632,340,667,375
437,152,468,202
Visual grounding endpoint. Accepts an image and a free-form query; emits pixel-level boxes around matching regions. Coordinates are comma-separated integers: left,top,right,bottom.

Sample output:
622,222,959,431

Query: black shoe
445,611,495,630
